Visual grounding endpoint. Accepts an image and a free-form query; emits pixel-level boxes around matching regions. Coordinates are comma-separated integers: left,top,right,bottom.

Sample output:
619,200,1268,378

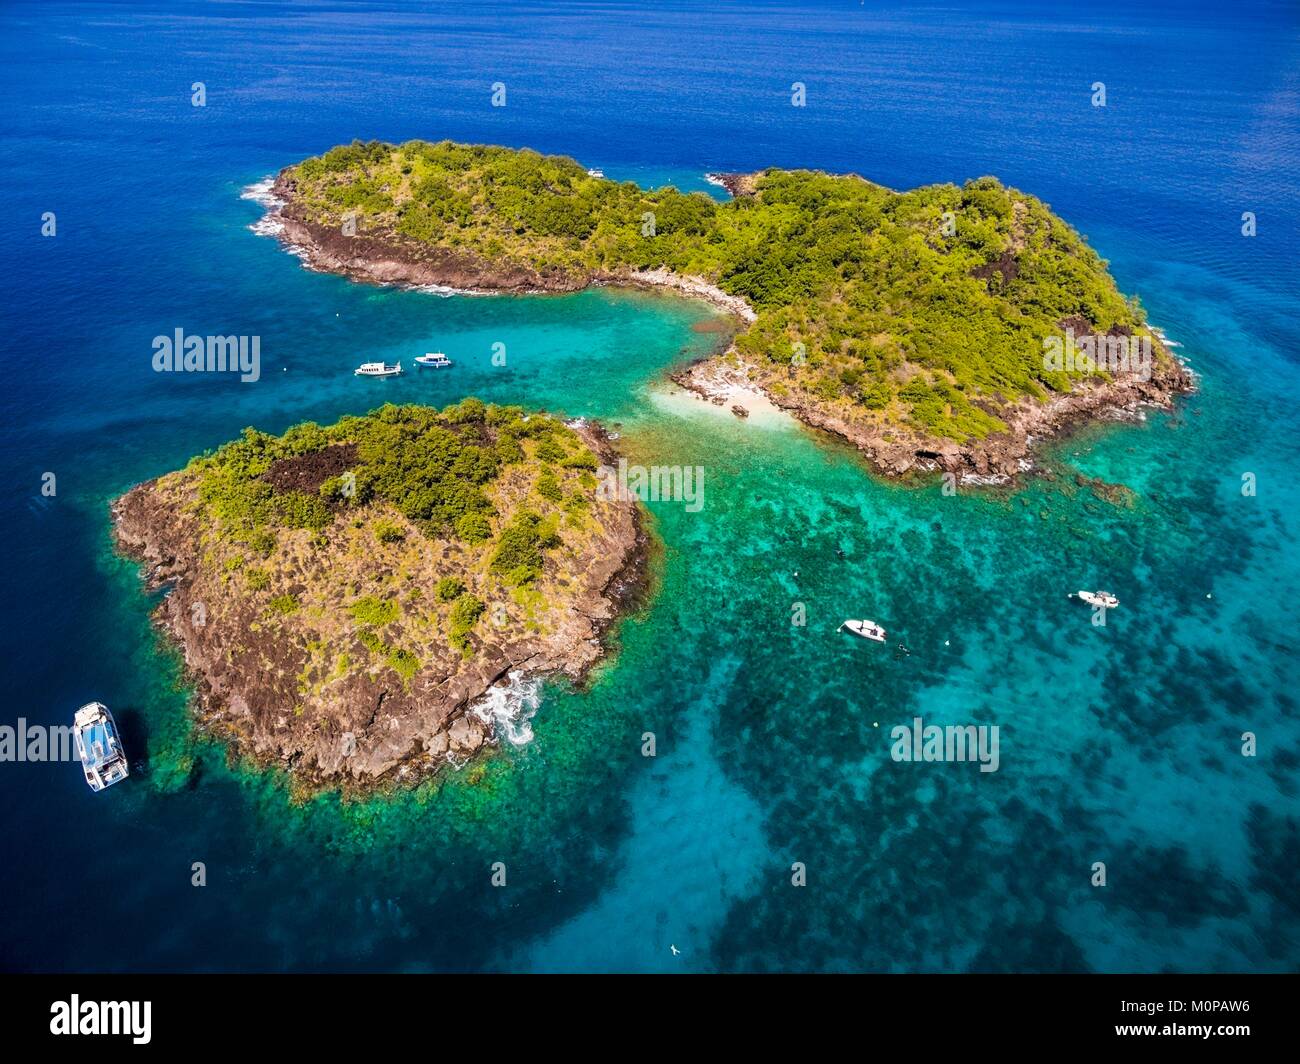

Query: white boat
586,167,605,178
415,352,453,368
73,702,129,792
355,361,401,378
838,619,887,642
1074,590,1119,609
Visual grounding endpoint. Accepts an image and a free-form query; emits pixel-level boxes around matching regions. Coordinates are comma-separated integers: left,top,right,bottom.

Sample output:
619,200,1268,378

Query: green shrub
489,511,544,581
373,518,406,543
268,594,299,616
388,648,420,682
246,529,277,556
436,577,466,602
278,491,333,531
504,564,538,587
561,449,598,471
860,381,892,409
536,438,567,463
536,470,563,502
455,511,493,544
349,595,399,627
448,593,485,652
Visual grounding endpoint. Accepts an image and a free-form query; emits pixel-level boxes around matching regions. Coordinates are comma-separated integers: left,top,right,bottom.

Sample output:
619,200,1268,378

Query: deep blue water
1,0,1297,972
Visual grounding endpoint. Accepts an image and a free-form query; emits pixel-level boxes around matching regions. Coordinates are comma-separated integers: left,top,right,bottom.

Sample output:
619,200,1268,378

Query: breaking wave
469,670,543,747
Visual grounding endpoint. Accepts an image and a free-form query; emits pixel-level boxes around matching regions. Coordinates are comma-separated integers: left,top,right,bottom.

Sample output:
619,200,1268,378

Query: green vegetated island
269,139,1193,477
116,141,1196,792
114,401,643,792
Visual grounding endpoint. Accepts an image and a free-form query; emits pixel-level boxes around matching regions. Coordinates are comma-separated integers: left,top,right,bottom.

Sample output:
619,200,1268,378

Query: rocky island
263,139,1193,479
114,401,644,792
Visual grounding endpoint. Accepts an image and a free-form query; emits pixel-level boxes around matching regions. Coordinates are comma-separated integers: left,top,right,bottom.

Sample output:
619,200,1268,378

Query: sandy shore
671,349,1193,482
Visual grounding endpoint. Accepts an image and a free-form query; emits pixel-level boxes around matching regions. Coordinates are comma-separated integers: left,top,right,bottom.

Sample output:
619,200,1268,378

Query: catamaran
355,361,402,378
73,702,129,792
415,352,453,368
839,619,887,643
1074,590,1119,609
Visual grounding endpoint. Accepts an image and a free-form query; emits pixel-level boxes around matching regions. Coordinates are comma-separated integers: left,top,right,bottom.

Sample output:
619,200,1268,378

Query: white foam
242,175,287,238
469,670,543,747
411,282,499,298
240,176,283,210
1150,324,1183,348
249,214,285,237
960,471,1012,486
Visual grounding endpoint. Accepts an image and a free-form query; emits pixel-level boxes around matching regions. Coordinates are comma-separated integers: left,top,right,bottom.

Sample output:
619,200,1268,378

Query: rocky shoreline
671,349,1194,481
267,170,757,320
703,172,758,197
262,168,1195,484
112,420,649,795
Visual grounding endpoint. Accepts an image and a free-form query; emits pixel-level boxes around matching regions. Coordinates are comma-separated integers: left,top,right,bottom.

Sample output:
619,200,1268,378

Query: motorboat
839,619,887,642
73,702,129,792
415,352,453,368
1074,590,1119,609
355,361,402,378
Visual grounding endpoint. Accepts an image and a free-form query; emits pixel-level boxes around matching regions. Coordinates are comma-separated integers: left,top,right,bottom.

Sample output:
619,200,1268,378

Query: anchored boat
415,352,453,368
839,619,887,643
355,361,402,378
1074,590,1119,609
73,702,129,792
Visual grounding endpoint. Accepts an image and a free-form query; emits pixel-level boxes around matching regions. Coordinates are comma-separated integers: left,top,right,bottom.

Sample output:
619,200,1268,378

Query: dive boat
1074,590,1119,609
586,167,605,178
415,352,453,368
839,619,887,643
355,361,402,378
73,702,129,792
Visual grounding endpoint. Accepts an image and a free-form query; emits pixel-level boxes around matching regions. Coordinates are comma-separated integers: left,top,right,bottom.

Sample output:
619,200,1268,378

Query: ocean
0,0,1297,972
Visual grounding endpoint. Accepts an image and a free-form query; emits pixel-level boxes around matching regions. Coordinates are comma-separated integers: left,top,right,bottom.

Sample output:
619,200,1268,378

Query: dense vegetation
183,400,604,659
287,140,1159,440
190,398,596,548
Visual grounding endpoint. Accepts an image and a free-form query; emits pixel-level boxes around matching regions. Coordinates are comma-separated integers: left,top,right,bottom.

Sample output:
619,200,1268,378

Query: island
263,139,1194,478
113,400,644,791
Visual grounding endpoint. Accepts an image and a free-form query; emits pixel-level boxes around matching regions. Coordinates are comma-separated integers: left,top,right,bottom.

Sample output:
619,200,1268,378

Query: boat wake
469,670,543,747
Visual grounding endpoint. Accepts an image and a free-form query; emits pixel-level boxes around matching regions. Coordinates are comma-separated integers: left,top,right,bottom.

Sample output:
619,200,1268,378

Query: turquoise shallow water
1,0,1297,972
